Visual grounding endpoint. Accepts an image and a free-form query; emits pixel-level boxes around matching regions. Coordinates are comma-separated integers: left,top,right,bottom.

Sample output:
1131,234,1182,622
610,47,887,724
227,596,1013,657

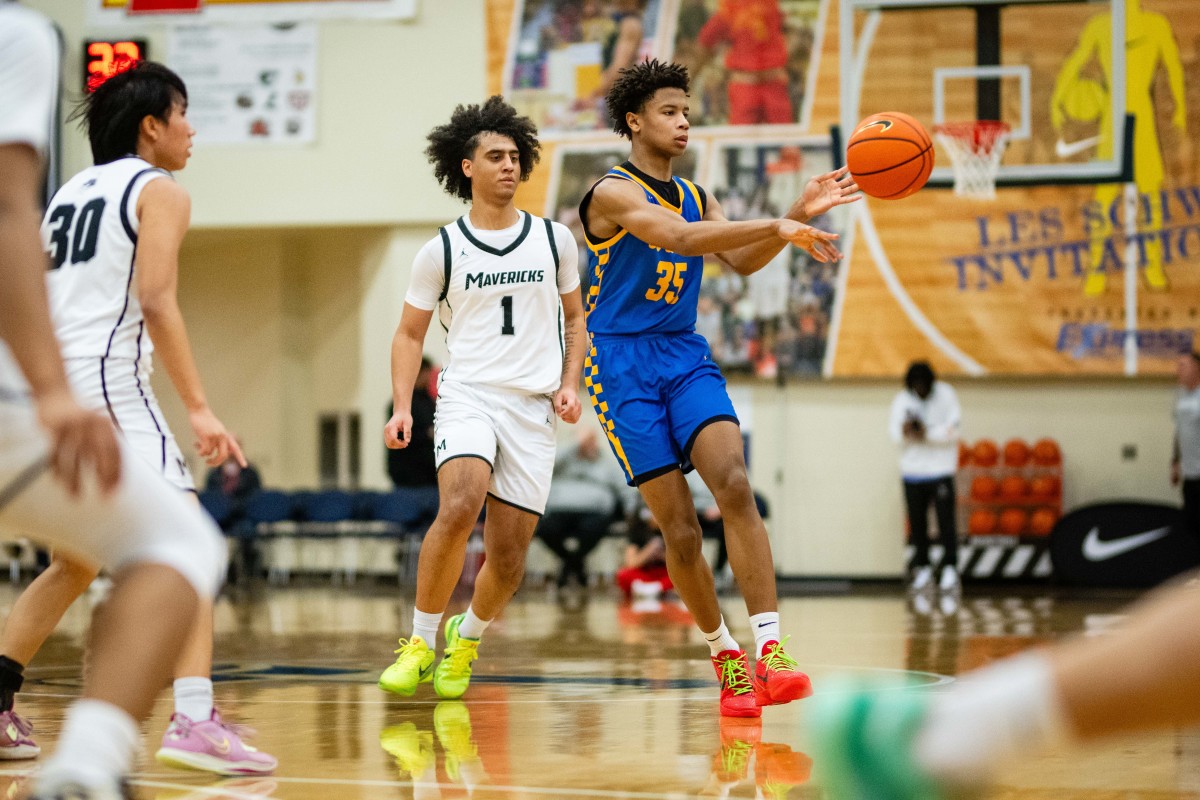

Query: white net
934,121,1011,200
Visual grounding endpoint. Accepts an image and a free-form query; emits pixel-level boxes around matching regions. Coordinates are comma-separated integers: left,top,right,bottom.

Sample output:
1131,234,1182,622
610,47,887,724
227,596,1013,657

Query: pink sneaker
155,711,277,775
0,711,38,759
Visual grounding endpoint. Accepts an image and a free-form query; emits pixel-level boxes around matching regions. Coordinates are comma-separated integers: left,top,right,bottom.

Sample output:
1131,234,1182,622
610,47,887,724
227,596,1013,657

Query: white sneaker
630,579,663,599
909,566,933,593
939,565,961,593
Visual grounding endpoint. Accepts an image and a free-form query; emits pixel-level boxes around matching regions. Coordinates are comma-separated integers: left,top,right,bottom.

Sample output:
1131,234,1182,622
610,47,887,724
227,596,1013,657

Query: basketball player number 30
645,260,687,305
46,199,106,269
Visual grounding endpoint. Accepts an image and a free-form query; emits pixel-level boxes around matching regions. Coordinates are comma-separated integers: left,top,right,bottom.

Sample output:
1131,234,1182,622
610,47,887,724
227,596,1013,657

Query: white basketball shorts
0,398,225,598
65,357,194,491
434,380,558,515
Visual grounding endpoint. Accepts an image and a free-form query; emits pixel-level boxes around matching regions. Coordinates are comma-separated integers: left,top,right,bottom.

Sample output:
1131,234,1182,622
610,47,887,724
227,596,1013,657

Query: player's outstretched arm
711,168,859,274
0,145,122,495
385,303,434,449
554,288,586,424
136,178,243,468
591,178,841,271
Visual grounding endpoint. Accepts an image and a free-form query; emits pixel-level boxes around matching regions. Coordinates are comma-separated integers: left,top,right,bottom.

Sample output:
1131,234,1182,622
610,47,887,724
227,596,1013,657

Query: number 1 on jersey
500,295,515,335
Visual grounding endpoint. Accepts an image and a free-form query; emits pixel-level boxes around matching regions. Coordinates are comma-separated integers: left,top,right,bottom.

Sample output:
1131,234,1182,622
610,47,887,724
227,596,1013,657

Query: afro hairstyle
424,95,541,202
605,58,690,140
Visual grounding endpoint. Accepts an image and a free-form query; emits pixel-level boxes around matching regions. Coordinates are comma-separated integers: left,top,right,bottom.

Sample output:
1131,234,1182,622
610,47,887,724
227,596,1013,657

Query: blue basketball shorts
584,331,739,485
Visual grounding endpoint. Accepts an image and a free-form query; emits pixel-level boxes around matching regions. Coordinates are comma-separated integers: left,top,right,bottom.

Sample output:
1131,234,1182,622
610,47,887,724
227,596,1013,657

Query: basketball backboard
838,0,1132,188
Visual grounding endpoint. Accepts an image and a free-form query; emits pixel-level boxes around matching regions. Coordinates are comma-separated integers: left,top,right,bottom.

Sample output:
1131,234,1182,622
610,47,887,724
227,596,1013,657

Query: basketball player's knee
489,547,527,588
436,496,483,532
706,464,751,502
662,525,704,563
47,556,101,594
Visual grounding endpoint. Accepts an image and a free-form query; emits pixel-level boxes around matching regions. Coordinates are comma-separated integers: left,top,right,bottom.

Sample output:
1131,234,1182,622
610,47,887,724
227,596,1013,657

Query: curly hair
605,58,690,140
424,96,541,202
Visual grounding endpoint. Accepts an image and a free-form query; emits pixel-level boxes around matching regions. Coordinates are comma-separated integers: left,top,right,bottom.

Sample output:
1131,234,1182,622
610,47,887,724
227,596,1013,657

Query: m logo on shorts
436,439,446,454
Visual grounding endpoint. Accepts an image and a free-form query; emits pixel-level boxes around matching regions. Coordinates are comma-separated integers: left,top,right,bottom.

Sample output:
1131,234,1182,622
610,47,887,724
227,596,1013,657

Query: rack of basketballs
959,438,1063,539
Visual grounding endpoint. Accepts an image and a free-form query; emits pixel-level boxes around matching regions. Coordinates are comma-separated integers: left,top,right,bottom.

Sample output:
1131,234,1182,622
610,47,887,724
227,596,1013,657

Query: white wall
749,379,1179,577
28,0,1186,577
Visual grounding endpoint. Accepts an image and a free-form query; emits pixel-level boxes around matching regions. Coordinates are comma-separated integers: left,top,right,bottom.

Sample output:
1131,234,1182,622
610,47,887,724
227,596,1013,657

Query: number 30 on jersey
645,260,687,305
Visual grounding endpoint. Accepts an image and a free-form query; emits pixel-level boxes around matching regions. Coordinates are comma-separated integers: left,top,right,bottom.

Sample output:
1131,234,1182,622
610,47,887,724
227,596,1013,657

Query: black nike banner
1050,502,1200,588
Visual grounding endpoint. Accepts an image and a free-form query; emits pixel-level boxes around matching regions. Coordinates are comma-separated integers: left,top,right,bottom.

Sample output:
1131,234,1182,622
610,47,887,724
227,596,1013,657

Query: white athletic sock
457,606,490,641
174,676,214,722
749,611,781,656
412,609,443,650
40,699,138,788
914,653,1072,785
702,618,741,655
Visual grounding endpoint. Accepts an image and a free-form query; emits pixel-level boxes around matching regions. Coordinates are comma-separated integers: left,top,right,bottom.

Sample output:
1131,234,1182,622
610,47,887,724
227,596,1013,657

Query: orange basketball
1029,475,1061,499
1032,438,1062,466
972,439,999,467
958,442,972,467
999,476,1028,500
998,508,1028,535
1029,508,1060,536
968,509,998,535
970,476,999,501
1002,438,1030,467
846,112,935,200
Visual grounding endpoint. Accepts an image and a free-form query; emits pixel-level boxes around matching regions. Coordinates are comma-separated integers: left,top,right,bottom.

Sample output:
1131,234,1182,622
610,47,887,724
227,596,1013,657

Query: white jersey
42,156,172,362
406,211,580,395
0,1,60,395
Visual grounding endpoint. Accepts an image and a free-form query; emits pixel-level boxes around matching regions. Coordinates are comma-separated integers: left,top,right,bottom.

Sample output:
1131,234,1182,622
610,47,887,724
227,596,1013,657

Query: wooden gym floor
0,581,1196,799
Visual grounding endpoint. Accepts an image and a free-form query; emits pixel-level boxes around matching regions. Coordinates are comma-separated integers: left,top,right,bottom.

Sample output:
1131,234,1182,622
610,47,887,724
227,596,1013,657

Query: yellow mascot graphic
1051,0,1186,296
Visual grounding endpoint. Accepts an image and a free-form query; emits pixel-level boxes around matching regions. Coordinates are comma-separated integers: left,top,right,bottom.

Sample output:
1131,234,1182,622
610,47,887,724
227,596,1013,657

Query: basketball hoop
934,121,1011,200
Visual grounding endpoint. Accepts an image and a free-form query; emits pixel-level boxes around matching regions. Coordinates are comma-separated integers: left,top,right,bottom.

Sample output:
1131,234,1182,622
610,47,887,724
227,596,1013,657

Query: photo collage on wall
500,0,838,380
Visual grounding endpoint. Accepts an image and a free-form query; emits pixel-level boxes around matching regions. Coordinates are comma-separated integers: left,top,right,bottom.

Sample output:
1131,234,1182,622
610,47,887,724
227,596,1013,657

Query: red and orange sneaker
753,637,813,707
712,650,760,718
712,716,762,783
755,741,813,799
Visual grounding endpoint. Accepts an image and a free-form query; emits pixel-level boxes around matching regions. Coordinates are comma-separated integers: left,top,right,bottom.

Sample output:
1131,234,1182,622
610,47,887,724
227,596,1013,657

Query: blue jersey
581,166,707,335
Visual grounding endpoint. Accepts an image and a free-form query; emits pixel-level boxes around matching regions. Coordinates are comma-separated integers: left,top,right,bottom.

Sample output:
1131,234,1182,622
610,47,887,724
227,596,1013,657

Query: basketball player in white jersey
378,97,586,702
0,6,226,798
0,60,276,775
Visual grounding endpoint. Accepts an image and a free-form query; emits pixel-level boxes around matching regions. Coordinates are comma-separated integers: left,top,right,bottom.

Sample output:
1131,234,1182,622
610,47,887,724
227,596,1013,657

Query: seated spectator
537,427,632,587
615,509,673,600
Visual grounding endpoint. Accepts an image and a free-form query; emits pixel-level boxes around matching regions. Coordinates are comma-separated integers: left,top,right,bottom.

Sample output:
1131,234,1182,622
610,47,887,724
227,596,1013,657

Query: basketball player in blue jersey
580,59,860,718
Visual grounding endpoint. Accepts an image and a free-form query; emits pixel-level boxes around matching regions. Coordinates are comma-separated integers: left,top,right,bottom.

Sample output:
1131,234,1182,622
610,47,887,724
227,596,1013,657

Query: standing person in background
1172,351,1200,541
889,361,962,594
387,356,438,489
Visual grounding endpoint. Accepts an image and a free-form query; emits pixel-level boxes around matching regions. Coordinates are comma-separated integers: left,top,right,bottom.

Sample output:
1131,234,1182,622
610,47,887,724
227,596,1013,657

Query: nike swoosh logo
199,732,232,754
855,119,892,135
1055,136,1101,158
757,622,772,628
1082,526,1171,561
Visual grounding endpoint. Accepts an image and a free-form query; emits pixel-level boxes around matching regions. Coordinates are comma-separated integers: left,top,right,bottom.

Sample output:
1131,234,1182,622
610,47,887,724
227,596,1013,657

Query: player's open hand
554,387,582,424
776,219,843,263
189,407,245,468
800,167,861,219
384,411,413,449
37,390,122,497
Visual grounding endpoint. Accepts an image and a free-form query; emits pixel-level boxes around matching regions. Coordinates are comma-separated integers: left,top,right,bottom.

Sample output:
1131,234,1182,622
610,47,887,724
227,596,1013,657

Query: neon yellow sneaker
378,637,434,696
378,722,434,776
434,701,480,783
433,614,479,699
